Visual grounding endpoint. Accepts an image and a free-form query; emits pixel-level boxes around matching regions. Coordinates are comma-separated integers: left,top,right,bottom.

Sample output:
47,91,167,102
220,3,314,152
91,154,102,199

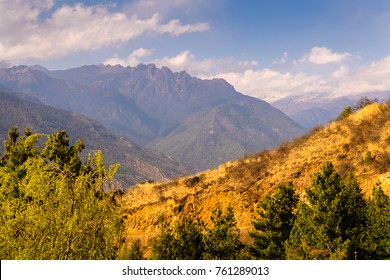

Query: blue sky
1,0,390,101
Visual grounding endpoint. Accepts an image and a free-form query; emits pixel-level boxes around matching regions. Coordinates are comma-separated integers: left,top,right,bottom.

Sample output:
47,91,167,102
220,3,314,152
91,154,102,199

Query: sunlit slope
122,102,390,248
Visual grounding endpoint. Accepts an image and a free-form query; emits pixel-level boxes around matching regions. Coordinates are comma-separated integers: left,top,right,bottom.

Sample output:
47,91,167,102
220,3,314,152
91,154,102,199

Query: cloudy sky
1,0,390,101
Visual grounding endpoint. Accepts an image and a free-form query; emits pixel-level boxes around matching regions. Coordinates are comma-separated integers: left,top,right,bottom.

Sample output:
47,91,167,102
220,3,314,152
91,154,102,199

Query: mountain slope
149,98,303,170
0,88,190,186
121,102,390,250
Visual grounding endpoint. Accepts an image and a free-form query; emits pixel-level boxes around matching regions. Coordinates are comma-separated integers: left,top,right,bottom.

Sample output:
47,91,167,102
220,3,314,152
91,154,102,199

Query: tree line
134,162,389,260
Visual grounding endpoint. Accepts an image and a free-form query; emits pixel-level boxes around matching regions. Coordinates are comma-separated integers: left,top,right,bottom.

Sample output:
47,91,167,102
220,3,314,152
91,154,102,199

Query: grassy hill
121,102,390,253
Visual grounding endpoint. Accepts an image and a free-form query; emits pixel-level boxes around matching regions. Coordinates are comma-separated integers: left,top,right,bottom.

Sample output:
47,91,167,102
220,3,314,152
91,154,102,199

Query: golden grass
121,103,390,254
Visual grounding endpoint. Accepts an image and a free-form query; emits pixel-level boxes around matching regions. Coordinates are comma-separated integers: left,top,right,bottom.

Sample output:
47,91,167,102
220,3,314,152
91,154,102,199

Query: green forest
0,128,389,260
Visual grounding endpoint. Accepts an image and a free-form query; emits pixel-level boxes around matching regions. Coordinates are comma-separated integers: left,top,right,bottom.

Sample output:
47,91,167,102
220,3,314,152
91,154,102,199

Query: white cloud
151,51,219,76
331,64,350,79
215,69,330,102
300,47,351,65
104,48,154,66
0,1,209,61
333,56,390,96
224,55,390,101
156,19,209,36
124,0,211,18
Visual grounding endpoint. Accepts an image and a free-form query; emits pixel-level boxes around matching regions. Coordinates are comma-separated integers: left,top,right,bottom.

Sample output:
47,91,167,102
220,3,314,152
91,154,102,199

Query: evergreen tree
250,184,298,259
127,239,145,260
337,106,353,120
0,128,123,259
286,162,367,259
361,185,390,259
202,206,243,260
151,215,204,260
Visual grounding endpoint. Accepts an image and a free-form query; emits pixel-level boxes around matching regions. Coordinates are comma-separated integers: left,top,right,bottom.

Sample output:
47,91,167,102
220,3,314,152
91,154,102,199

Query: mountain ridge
0,64,305,171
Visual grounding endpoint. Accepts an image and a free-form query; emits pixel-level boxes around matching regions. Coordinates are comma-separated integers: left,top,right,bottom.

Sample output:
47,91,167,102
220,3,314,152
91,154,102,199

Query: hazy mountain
0,66,159,144
0,64,305,171
271,92,390,130
0,87,190,186
149,98,303,170
47,64,244,132
272,94,353,130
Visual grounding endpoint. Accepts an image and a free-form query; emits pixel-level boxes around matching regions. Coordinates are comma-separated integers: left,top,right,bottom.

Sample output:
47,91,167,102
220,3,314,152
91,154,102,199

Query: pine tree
286,162,367,259
151,215,204,260
361,185,390,259
250,184,298,259
127,239,145,260
202,206,243,260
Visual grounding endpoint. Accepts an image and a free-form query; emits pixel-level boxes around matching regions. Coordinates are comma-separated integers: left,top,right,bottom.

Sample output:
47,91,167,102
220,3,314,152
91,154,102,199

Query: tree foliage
250,184,298,259
361,185,390,259
202,206,245,260
0,128,123,259
151,206,246,260
353,96,378,111
286,163,367,259
127,239,145,260
151,215,204,260
337,106,353,120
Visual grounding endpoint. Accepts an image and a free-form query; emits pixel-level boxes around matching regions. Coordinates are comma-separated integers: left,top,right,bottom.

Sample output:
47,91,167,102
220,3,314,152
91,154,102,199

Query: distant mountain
272,94,354,130
0,66,159,144
0,87,190,186
149,98,303,170
271,92,390,130
0,64,305,171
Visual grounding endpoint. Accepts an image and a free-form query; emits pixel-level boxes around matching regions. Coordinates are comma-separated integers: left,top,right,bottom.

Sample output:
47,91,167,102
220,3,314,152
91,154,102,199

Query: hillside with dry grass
121,102,390,254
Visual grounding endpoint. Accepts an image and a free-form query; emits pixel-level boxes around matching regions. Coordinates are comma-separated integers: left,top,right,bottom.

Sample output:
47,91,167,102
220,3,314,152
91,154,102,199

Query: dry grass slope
121,102,390,254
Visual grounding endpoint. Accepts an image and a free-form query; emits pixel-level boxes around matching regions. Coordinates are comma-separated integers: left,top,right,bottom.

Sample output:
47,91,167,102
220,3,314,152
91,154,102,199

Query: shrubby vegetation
338,96,378,120
0,128,124,259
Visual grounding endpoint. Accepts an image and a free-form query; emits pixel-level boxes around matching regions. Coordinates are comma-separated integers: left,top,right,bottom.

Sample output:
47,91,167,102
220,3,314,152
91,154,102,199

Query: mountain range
0,87,190,186
0,64,304,171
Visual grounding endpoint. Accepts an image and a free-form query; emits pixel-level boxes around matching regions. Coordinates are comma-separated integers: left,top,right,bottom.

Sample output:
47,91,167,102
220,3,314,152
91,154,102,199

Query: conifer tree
286,162,367,259
127,239,145,260
150,226,175,260
202,206,243,260
250,184,298,259
361,185,390,259
151,215,204,260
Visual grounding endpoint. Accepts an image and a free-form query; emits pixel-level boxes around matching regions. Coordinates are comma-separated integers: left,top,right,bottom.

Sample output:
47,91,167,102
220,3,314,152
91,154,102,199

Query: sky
1,0,390,102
